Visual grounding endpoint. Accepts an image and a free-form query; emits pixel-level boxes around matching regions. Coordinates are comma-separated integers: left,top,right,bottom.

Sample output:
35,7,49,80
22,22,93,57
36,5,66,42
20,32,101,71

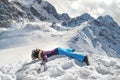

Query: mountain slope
0,0,70,28
67,15,120,58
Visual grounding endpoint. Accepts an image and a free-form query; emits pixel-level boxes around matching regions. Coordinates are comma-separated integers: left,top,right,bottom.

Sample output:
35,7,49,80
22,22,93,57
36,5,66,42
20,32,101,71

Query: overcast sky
47,0,120,25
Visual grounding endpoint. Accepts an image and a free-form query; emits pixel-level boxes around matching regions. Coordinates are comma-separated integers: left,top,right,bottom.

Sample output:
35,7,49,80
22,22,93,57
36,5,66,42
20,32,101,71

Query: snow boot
84,56,89,66
72,49,75,52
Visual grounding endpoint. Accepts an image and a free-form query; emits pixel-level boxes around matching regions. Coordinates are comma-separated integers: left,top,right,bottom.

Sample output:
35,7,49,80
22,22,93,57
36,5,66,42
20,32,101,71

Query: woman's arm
41,55,48,65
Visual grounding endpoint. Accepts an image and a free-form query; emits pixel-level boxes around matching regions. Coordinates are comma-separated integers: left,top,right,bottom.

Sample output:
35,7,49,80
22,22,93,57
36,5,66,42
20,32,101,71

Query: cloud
47,0,120,24
69,0,120,24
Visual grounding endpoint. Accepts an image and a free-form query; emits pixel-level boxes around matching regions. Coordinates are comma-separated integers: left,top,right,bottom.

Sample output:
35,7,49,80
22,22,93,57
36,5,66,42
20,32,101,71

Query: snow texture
0,22,120,80
0,0,120,80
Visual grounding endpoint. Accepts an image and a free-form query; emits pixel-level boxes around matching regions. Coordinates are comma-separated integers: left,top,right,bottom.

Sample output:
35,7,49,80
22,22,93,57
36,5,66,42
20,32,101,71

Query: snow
0,53,120,80
0,21,120,80
0,0,120,80
9,0,35,8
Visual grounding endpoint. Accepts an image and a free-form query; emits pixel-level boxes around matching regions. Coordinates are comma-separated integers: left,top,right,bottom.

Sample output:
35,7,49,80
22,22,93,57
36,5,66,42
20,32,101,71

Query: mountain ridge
0,0,71,28
1,0,119,28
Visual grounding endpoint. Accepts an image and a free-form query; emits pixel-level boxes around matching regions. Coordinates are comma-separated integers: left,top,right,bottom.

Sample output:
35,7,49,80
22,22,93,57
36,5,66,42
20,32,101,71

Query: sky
47,0,120,25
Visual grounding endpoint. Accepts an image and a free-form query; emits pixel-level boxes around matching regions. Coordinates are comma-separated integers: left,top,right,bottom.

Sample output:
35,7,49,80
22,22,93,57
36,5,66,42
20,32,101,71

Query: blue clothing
58,47,85,62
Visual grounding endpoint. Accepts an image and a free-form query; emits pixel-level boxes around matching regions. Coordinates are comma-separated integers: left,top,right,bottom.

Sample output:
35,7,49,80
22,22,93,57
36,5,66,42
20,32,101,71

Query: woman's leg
67,52,85,62
58,47,85,62
66,48,75,52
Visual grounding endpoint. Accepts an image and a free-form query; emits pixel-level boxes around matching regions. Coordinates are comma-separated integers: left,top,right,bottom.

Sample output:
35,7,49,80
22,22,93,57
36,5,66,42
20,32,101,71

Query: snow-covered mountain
0,0,70,27
67,15,120,57
0,0,120,80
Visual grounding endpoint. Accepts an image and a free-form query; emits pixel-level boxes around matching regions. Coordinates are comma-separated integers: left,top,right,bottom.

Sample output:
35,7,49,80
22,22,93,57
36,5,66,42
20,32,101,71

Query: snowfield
0,22,120,80
0,52,120,80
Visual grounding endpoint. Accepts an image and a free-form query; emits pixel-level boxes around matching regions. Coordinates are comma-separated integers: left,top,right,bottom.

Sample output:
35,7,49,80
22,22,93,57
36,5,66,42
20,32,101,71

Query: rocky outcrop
59,13,70,21
62,13,94,27
93,15,118,27
0,0,34,28
30,6,49,21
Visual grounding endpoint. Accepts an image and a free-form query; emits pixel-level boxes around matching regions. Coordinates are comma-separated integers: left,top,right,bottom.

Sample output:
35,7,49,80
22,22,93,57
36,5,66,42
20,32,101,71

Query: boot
84,56,89,66
72,49,75,52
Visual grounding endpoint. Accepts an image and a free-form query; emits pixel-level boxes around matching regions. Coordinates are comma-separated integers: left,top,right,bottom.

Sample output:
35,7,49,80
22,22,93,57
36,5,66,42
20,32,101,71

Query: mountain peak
79,13,93,20
62,13,94,27
96,15,118,27
97,15,113,23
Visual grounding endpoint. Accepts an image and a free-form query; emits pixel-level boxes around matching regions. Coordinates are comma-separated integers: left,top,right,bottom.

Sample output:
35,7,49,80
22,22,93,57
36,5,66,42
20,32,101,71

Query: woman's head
31,49,41,60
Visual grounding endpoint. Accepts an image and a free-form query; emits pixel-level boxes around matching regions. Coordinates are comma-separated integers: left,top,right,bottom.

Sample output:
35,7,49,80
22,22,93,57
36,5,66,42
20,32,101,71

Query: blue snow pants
58,47,85,62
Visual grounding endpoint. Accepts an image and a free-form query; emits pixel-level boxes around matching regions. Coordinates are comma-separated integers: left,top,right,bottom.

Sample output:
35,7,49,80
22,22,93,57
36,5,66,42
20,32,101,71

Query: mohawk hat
31,49,43,60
